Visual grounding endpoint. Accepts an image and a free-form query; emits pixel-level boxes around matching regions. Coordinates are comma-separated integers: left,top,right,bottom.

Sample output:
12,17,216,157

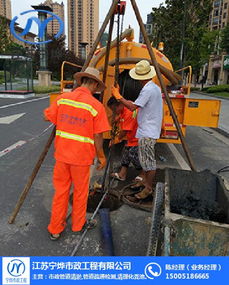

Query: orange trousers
48,161,90,234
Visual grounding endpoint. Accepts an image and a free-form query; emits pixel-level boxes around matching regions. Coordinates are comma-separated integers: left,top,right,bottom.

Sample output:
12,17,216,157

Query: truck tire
146,182,164,256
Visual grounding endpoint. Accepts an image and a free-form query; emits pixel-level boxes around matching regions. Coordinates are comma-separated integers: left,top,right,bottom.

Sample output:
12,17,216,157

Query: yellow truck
50,29,221,144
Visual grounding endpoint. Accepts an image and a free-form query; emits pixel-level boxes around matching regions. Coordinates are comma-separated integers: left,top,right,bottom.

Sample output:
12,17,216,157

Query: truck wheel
146,182,164,256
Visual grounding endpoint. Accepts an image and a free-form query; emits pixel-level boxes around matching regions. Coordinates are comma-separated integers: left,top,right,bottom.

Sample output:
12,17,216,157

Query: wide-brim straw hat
74,67,106,92
129,60,156,80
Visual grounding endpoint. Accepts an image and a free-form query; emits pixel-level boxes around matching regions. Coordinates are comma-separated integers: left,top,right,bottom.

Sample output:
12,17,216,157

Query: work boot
49,233,61,241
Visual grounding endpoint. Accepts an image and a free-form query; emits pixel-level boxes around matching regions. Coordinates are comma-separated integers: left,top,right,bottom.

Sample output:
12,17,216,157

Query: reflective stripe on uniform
57,99,98,117
132,109,138,119
56,130,94,144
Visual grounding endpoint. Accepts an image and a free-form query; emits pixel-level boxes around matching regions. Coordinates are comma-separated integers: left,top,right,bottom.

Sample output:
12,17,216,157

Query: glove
96,149,106,170
112,86,123,100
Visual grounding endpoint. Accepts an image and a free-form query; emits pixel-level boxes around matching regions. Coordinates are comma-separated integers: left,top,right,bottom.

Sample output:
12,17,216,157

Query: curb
192,91,229,101
212,127,229,139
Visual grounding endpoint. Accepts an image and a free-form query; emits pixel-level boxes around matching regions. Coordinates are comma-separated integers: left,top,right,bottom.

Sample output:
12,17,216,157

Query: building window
223,12,227,19
214,9,219,16
214,1,220,8
224,2,228,9
213,17,219,24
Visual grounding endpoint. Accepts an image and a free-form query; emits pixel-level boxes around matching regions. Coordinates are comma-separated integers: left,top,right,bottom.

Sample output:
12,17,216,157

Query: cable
217,166,229,174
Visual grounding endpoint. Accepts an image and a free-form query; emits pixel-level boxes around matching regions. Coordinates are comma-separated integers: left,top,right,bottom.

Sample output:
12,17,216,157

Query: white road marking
167,143,191,170
0,124,53,158
0,141,26,158
0,96,49,109
0,113,25,124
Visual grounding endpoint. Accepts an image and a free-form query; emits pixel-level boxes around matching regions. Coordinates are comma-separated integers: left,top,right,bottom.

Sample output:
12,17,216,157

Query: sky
11,0,164,43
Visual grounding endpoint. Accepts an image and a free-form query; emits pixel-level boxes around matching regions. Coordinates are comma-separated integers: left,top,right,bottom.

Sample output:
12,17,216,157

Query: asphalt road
0,95,228,256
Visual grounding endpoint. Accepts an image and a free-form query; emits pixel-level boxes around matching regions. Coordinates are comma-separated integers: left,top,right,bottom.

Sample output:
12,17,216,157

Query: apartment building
68,0,99,57
207,0,229,85
0,0,12,20
41,0,65,37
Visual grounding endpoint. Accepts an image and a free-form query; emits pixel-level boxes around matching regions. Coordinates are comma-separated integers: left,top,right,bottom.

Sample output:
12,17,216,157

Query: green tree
5,42,27,55
45,35,83,80
0,16,10,53
220,24,229,53
151,0,213,74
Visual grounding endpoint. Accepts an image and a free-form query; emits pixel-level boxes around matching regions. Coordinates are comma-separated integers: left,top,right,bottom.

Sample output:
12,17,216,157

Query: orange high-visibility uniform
44,87,110,234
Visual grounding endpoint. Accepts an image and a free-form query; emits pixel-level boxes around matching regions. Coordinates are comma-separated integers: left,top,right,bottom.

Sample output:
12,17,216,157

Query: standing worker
111,60,163,199
44,67,110,240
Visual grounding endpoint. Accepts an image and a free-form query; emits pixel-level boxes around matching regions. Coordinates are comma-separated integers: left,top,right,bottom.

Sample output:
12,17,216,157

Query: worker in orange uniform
107,97,144,185
44,67,110,241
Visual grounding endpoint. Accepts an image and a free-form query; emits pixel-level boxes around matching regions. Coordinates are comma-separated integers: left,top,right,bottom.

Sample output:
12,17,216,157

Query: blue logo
7,259,26,277
10,10,64,45
144,262,162,279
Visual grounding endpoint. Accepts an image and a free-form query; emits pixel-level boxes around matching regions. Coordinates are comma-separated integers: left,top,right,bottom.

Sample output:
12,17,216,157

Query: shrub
33,85,61,94
0,70,10,81
206,85,229,93
190,87,200,91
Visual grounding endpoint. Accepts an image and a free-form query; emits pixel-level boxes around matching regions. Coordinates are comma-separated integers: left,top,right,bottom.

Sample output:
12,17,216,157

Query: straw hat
74,67,106,92
129,60,156,80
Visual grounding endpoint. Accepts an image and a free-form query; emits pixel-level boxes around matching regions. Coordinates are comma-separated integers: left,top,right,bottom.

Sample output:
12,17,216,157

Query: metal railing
175,65,192,95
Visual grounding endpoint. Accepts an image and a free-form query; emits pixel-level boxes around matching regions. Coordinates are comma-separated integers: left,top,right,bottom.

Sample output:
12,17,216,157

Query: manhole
87,192,122,213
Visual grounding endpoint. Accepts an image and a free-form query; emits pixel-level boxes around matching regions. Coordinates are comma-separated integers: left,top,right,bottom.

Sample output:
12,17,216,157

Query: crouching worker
107,97,144,185
44,67,110,241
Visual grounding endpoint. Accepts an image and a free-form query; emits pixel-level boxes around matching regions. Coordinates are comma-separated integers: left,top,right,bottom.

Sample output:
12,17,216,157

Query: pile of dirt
171,191,227,223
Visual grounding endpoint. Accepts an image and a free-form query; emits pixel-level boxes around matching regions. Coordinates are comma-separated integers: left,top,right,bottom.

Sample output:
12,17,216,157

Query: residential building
206,0,229,85
41,0,65,37
67,0,99,57
0,0,12,20
139,13,153,43
10,24,36,48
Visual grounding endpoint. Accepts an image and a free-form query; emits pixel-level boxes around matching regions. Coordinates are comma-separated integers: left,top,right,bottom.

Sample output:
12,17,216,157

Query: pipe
104,57,180,85
99,208,115,256
89,28,134,68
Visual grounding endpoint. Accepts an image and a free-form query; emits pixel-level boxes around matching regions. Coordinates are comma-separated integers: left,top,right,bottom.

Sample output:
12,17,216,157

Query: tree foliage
47,35,83,80
151,0,213,72
33,35,83,80
5,42,27,55
220,24,229,53
0,16,27,55
0,16,10,53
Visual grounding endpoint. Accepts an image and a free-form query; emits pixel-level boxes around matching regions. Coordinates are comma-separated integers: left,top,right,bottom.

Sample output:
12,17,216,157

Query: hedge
206,85,229,93
33,85,61,94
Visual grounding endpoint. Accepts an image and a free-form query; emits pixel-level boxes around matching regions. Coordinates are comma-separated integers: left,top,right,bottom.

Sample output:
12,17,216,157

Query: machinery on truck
50,28,221,144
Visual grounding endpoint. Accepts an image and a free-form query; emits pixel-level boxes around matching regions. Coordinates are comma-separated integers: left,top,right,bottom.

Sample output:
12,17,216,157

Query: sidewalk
191,92,229,135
